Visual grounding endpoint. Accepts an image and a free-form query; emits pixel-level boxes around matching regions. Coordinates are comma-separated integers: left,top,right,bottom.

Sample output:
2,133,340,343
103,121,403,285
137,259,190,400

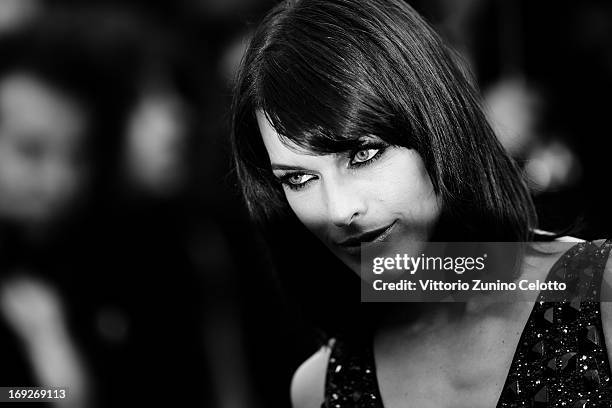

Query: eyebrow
270,164,311,171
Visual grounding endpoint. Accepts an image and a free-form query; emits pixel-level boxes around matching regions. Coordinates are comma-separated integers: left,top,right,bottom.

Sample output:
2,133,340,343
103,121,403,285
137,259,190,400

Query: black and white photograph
0,0,611,407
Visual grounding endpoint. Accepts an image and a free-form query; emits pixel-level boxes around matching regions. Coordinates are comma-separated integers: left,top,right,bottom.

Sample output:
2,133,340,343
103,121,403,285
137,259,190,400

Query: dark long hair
230,0,538,339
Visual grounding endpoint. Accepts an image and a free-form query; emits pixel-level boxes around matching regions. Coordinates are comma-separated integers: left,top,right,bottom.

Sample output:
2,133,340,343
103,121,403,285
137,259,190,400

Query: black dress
323,239,612,408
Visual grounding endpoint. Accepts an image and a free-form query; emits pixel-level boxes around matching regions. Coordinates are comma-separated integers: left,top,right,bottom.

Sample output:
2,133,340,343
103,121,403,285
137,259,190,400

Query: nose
324,176,367,227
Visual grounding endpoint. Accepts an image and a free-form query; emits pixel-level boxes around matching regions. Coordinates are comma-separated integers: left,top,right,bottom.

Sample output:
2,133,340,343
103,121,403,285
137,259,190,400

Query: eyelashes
348,144,386,167
279,173,317,190
276,142,389,191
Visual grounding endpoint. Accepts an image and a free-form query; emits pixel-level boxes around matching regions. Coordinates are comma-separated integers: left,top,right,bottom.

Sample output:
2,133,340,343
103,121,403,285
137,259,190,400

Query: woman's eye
288,174,311,185
280,173,316,189
349,148,381,166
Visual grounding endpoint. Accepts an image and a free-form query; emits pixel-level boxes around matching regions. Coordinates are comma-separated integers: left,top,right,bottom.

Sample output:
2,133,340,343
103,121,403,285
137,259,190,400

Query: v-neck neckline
367,241,589,408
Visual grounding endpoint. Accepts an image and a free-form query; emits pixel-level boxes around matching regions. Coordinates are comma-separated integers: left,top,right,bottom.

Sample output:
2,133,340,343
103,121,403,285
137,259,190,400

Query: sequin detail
322,240,612,408
323,340,381,408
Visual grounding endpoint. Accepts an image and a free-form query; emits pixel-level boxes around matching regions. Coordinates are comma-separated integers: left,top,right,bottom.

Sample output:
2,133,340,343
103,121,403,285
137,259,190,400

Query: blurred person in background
113,2,311,407
124,81,188,197
99,17,256,406
0,6,257,406
0,68,90,407
0,13,132,407
0,0,41,34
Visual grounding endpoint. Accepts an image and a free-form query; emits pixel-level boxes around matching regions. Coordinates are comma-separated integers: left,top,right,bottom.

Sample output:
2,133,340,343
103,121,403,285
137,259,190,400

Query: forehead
256,110,320,165
0,72,86,145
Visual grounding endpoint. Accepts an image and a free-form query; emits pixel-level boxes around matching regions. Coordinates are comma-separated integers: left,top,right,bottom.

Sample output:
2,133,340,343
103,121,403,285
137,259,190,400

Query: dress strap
497,239,612,407
537,240,612,303
589,239,612,301
323,337,382,408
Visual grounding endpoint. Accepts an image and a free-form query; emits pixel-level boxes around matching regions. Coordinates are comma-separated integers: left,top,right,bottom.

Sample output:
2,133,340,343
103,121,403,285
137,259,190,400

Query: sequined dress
323,239,612,408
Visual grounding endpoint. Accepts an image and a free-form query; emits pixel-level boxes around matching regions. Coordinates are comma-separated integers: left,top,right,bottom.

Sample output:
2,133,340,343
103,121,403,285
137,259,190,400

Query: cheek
391,174,439,215
285,191,325,232
378,151,441,222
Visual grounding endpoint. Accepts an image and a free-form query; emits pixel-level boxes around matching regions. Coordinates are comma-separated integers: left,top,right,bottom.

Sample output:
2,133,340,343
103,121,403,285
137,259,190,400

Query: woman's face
124,88,187,196
257,111,442,274
0,73,87,224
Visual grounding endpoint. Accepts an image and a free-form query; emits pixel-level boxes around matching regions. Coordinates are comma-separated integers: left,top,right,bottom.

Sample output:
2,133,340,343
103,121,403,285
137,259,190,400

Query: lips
335,221,397,252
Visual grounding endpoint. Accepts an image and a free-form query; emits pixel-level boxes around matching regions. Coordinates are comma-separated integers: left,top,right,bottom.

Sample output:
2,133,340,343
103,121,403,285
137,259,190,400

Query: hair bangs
253,19,404,154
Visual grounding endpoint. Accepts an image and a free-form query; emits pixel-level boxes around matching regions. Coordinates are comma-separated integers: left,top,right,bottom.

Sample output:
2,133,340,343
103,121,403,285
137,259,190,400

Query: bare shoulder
290,341,333,408
596,239,612,360
598,239,612,293
606,248,612,280
528,235,585,253
524,236,587,274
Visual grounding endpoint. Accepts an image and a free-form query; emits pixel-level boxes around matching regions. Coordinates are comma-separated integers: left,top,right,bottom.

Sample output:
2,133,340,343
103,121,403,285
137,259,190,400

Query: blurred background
0,0,610,407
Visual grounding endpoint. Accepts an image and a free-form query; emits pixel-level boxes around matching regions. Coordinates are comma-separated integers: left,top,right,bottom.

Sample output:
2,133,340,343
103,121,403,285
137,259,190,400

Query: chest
373,301,612,408
325,241,612,408
374,313,530,408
